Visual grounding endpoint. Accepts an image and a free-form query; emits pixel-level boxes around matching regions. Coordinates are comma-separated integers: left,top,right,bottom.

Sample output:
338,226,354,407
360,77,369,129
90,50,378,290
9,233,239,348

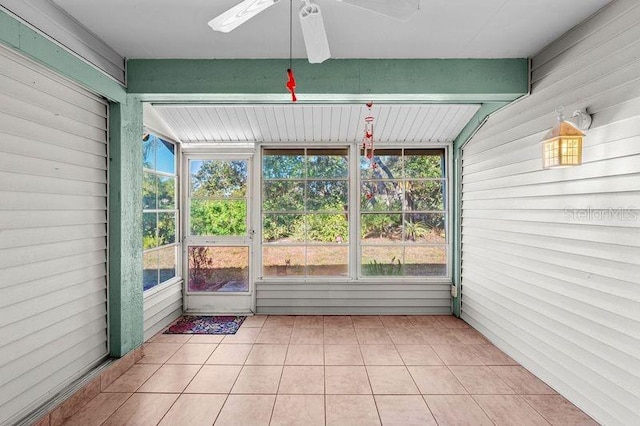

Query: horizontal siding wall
256,283,451,315
0,45,109,424
143,281,183,341
460,1,640,425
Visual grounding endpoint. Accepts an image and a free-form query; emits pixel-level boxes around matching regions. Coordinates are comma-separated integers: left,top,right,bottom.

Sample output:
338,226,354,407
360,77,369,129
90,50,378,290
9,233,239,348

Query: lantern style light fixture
541,107,592,169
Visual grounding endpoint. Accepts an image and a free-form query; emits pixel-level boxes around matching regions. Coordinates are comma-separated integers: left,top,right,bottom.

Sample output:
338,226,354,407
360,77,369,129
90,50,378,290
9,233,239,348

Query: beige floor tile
450,366,515,394
324,328,358,344
325,366,371,394
231,365,283,394
355,328,393,345
386,328,427,345
424,394,493,425
188,334,225,344
263,315,296,328
166,343,217,364
360,345,403,365
290,327,323,344
431,344,484,365
278,366,324,394
158,394,226,426
408,316,446,328
436,316,471,329
375,395,437,426
324,315,354,329
137,364,201,393
491,366,557,394
102,393,178,426
379,315,414,328
285,345,324,365
352,315,384,328
221,327,261,344
271,395,325,426
468,344,518,365
184,365,242,393
523,395,598,425
418,328,462,345
366,366,419,395
242,315,267,327
206,343,253,365
245,344,288,365
450,328,491,344
294,316,324,329
138,343,182,364
103,364,160,393
324,345,364,365
255,327,293,344
407,366,467,395
150,334,192,344
326,395,381,426
396,345,443,366
473,394,550,426
62,392,131,426
214,394,275,426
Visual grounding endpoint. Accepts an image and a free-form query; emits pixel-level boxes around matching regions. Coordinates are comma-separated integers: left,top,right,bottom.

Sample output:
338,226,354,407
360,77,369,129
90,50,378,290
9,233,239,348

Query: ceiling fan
208,0,420,64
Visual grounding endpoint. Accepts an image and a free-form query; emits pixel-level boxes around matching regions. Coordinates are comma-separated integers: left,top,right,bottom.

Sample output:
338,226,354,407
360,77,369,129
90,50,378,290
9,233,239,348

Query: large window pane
360,181,403,211
188,246,249,292
307,214,349,243
405,213,445,243
143,213,157,249
307,149,348,178
156,138,176,174
406,180,444,211
191,199,247,236
158,212,176,245
404,150,444,178
263,246,305,277
307,246,348,276
143,135,155,170
158,176,176,209
263,214,304,243
143,250,159,290
142,173,157,210
158,245,177,283
263,149,305,179
361,213,402,243
306,180,348,211
191,160,247,198
361,149,402,179
263,181,304,211
405,246,446,276
361,246,404,276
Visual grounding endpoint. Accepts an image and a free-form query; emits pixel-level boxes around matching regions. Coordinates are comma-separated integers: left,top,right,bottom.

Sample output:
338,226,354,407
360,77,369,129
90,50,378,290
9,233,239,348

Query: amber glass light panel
542,137,583,169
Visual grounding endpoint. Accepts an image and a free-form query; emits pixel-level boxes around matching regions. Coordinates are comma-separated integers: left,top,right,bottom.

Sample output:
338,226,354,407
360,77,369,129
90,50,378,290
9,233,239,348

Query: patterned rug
164,315,246,334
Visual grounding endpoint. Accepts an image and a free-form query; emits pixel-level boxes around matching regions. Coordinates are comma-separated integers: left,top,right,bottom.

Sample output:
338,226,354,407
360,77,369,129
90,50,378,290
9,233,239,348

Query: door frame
181,150,257,314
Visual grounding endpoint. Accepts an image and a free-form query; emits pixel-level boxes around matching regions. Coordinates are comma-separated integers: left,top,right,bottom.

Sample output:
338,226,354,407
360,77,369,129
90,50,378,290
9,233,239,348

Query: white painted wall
460,1,640,425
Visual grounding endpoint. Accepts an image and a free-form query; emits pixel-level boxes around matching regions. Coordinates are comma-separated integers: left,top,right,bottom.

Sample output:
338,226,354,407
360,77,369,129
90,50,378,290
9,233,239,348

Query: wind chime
362,102,375,168
285,0,297,102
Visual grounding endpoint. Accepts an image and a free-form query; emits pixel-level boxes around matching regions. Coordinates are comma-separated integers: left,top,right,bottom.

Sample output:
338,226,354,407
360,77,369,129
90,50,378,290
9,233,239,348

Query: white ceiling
51,0,611,60
151,104,480,143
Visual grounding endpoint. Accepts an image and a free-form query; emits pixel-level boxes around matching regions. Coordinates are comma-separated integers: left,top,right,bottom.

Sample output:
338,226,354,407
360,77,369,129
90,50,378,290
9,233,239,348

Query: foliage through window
262,148,349,277
360,149,446,276
142,134,179,291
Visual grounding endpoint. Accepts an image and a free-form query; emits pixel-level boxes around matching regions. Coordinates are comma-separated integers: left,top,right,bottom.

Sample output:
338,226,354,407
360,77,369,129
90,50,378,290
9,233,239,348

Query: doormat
164,315,246,335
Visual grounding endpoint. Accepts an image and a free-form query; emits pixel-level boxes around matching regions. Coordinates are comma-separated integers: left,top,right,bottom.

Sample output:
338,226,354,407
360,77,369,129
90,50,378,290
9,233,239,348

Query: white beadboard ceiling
152,104,480,143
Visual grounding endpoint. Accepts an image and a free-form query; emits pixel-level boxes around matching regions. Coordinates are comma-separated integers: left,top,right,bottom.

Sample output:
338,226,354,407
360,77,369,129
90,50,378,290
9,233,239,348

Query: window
360,149,447,277
262,148,349,277
142,134,179,291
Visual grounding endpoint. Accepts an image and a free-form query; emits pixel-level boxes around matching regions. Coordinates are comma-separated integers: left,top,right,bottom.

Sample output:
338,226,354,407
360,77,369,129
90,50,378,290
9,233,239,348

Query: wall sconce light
541,107,592,169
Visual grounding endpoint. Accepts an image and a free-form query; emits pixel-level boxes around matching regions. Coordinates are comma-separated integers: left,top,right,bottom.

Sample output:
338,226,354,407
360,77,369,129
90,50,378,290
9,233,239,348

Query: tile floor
62,315,598,425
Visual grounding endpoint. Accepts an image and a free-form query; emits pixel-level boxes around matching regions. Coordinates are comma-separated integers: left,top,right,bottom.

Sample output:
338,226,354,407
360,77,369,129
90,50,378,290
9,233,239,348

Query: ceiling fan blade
208,0,280,33
299,1,331,64
339,0,420,22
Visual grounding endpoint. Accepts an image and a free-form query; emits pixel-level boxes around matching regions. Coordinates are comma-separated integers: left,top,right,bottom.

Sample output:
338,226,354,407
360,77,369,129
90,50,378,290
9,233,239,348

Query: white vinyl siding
460,1,640,425
143,281,182,341
0,45,109,425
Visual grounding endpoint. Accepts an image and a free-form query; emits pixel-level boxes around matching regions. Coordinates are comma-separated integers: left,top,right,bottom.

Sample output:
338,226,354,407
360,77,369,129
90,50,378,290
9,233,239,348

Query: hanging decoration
285,0,298,102
362,102,375,168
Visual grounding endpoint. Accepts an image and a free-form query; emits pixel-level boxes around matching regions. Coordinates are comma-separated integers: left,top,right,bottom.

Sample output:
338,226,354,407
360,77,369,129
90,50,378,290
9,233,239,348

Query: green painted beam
0,9,125,103
451,102,511,317
127,58,529,103
108,96,144,357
